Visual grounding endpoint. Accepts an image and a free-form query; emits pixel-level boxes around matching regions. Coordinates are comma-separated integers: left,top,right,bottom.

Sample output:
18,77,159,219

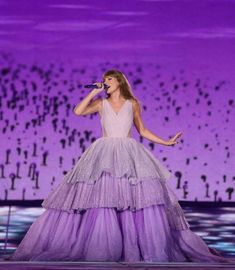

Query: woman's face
103,76,120,94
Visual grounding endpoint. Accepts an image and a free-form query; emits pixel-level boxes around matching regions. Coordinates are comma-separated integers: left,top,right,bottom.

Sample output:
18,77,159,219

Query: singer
9,69,234,263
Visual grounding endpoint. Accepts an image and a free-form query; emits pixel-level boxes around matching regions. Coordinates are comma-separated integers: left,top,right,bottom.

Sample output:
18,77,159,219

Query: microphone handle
84,84,109,89
84,84,98,88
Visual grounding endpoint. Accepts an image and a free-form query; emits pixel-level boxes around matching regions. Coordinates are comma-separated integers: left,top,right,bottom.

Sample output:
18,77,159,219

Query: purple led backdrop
0,0,234,202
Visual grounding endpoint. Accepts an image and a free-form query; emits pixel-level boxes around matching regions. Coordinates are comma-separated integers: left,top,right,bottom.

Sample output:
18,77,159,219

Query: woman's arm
73,86,104,116
132,99,182,146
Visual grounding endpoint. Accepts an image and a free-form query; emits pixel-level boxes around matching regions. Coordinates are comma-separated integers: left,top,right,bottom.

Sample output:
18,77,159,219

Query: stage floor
1,261,235,270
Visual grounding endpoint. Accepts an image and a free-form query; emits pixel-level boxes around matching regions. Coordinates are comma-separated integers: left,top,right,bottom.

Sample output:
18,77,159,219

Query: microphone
84,83,110,90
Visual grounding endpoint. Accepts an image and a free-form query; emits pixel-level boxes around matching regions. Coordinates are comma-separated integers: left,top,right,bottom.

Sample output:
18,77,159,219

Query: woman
10,69,233,263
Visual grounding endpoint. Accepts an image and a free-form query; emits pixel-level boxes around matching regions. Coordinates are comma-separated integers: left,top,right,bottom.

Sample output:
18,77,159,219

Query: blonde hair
102,69,142,113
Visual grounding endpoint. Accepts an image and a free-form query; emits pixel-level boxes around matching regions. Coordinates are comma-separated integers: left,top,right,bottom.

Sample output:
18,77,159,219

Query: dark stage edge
1,260,235,270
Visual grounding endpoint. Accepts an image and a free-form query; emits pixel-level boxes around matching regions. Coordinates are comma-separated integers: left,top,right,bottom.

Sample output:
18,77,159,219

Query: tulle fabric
10,205,231,263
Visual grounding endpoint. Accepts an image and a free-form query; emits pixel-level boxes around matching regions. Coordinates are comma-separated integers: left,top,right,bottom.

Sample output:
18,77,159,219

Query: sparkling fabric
10,98,234,263
64,136,172,185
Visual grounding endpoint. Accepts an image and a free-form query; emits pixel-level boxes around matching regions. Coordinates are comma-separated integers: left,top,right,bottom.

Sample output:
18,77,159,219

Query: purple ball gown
10,98,233,262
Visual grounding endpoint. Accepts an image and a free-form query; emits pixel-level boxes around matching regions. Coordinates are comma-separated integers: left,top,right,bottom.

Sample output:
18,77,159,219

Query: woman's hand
91,82,106,95
166,132,183,146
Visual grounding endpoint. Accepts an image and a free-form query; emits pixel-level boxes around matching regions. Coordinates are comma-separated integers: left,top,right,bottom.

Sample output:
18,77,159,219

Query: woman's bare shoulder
128,98,142,114
128,98,140,106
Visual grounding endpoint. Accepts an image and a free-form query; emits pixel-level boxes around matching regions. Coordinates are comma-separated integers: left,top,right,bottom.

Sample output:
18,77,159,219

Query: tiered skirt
10,137,232,262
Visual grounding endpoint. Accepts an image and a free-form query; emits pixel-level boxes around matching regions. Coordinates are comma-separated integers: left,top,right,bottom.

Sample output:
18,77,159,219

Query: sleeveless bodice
100,98,133,138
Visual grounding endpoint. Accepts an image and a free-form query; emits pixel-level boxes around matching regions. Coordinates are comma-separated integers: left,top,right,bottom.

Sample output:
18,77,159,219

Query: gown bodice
100,98,133,138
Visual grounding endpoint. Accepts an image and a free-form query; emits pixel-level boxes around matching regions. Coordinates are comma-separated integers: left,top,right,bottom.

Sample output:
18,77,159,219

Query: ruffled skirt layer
10,205,231,262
